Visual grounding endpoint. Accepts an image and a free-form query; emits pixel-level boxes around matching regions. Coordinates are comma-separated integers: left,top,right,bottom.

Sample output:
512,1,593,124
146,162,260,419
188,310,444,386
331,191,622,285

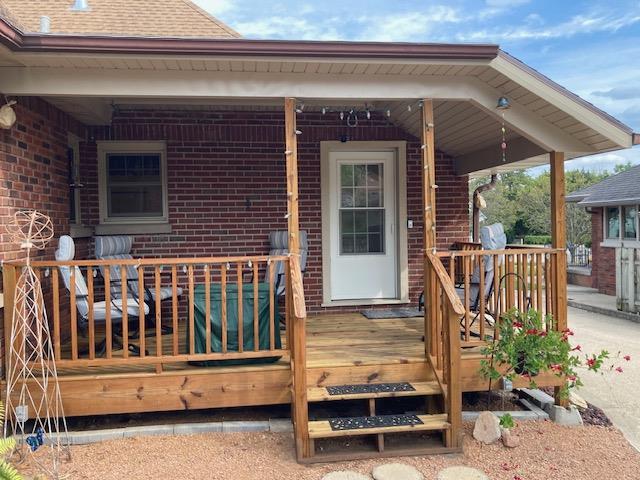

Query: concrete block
519,399,550,420
269,419,293,433
222,421,269,433
546,404,583,426
173,422,223,436
519,388,554,410
68,428,126,445
123,424,174,438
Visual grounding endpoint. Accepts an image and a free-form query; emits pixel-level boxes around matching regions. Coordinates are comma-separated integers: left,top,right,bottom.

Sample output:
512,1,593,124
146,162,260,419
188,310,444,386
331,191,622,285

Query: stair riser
306,362,433,387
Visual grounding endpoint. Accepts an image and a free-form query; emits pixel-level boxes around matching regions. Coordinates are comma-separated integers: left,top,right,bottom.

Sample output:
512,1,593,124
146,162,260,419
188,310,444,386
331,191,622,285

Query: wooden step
307,381,441,402
308,413,449,439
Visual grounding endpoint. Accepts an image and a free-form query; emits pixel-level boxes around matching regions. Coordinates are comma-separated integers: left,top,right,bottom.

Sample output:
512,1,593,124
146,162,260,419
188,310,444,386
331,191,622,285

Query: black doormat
326,382,415,396
361,308,423,319
329,414,423,431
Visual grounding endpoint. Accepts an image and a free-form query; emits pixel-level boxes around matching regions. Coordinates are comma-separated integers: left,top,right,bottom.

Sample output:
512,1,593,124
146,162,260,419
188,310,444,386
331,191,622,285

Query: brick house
567,165,640,308
0,0,637,461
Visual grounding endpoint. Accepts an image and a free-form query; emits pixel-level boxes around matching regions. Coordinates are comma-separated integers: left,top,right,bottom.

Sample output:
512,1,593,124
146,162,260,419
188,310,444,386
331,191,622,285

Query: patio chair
55,235,148,356
94,235,181,335
265,230,308,297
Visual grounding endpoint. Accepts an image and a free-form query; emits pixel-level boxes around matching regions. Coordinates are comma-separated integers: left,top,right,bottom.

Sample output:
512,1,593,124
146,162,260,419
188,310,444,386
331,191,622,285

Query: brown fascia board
0,17,498,59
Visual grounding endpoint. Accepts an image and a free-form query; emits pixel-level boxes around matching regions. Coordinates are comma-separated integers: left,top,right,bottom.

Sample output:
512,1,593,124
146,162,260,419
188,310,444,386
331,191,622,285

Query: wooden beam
550,151,568,407
284,97,311,461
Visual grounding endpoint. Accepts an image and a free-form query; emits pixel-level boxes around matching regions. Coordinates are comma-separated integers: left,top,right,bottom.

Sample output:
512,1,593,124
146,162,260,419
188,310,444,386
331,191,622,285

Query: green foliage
479,308,611,399
614,161,634,173
0,403,21,480
523,235,552,245
471,167,618,245
499,413,515,429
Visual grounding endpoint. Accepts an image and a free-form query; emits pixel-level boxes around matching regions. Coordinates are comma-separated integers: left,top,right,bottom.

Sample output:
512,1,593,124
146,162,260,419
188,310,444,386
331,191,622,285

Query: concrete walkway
570,306,640,450
568,285,640,323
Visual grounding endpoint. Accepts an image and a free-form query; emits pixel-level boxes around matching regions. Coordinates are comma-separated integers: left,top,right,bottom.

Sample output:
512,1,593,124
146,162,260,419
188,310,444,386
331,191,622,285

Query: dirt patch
463,390,524,412
46,421,638,480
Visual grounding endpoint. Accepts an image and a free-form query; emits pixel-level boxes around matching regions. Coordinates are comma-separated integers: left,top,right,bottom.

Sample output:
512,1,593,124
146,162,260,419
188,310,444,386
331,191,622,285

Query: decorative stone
437,466,489,480
546,404,584,426
569,391,588,410
322,471,371,480
472,411,501,444
372,463,423,480
501,428,520,448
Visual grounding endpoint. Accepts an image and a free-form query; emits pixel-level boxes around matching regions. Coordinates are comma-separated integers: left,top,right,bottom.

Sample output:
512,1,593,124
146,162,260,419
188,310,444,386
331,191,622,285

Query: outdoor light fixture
496,96,511,110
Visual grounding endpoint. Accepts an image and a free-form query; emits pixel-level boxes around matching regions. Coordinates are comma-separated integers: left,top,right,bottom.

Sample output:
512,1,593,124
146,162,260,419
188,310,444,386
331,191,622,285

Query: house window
623,206,637,239
606,207,620,239
98,141,168,227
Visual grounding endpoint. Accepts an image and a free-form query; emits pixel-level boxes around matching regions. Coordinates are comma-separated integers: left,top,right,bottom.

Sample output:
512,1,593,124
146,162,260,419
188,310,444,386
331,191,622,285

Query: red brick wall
0,97,86,372
79,108,470,312
590,208,616,295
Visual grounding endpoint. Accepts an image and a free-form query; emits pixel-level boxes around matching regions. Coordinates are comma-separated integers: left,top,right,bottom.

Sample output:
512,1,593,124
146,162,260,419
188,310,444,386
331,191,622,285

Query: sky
193,0,640,174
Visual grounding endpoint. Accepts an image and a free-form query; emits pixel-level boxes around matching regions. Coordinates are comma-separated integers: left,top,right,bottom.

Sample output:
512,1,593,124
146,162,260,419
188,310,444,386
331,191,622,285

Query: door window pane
623,206,637,239
607,207,620,239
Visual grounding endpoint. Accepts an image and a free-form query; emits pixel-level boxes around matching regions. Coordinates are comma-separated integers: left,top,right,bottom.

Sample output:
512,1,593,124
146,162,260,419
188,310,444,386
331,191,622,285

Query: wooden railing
437,247,565,347
2,255,295,371
424,253,464,449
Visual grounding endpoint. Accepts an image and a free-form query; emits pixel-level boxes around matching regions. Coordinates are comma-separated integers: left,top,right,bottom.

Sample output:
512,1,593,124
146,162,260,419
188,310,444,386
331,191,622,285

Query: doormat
329,414,423,431
361,308,423,319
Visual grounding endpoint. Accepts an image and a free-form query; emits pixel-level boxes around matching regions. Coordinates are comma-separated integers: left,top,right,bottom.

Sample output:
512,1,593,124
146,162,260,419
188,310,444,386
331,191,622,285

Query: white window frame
97,141,170,234
602,205,640,248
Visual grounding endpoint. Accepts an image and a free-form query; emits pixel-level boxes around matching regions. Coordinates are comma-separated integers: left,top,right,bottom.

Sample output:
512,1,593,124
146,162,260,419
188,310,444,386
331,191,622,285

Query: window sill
70,224,94,239
95,223,172,235
600,240,640,249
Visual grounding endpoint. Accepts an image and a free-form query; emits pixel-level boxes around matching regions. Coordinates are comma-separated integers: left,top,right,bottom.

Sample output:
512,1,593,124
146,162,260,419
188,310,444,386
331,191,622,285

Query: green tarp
190,283,282,366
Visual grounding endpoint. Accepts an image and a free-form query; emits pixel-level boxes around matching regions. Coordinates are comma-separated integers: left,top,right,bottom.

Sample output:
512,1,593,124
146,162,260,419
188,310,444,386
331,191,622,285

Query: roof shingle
567,164,640,207
0,0,240,38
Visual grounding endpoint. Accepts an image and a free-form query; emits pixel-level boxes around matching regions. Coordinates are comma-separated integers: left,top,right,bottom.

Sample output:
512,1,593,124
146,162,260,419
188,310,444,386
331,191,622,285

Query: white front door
328,151,398,301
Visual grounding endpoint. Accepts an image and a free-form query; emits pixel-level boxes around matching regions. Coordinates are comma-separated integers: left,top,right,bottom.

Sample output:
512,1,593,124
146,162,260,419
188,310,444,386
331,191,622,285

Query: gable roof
0,0,240,38
567,164,640,207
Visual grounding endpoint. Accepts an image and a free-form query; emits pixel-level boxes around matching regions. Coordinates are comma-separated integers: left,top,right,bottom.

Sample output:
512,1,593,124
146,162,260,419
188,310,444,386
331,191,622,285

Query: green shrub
522,235,552,245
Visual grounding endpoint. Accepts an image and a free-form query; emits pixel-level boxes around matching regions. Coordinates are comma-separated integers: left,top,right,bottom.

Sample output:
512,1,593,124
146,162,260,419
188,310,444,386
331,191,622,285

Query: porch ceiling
0,46,634,176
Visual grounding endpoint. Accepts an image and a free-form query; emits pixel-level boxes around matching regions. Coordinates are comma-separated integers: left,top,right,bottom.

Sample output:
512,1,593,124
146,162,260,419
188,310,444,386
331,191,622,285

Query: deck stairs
302,370,458,462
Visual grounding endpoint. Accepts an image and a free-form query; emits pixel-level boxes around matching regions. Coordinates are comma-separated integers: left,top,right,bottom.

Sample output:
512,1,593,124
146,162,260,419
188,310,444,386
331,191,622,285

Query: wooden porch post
550,151,568,406
284,97,310,460
421,99,437,357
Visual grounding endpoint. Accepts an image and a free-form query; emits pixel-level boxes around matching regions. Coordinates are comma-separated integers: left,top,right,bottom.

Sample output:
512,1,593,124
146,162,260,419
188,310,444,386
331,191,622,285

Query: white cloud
193,0,236,15
485,0,530,6
233,16,343,40
356,7,462,42
458,10,640,42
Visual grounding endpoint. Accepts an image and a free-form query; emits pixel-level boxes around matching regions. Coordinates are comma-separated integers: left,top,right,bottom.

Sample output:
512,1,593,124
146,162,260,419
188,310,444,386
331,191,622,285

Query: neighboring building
0,0,638,462
567,165,640,302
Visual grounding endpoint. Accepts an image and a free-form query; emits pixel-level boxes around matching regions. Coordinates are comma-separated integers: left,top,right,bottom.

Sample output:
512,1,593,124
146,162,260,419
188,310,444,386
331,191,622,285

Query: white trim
97,140,169,227
320,141,408,307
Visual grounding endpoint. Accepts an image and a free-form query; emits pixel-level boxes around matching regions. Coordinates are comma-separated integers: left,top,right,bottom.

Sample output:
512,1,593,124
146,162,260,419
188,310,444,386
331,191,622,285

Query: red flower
568,375,577,382
526,328,538,335
616,366,623,373
538,331,548,337
624,355,631,361
562,328,574,335
572,345,582,351
512,321,523,328
550,363,563,373
587,358,596,368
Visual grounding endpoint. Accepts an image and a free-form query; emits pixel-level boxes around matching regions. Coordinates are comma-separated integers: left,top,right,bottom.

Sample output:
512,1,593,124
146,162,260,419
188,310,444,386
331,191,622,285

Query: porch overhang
0,16,635,177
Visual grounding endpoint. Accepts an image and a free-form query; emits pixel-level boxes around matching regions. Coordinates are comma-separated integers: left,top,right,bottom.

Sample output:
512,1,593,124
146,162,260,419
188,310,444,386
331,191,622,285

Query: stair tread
308,413,449,439
307,381,442,402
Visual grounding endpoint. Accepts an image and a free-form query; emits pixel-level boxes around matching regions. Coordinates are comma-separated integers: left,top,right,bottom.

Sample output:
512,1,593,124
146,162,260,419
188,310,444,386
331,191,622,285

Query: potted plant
479,308,627,398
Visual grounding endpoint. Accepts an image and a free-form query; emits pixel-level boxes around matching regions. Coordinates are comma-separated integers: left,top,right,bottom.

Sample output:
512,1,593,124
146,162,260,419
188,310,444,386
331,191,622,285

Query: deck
41,313,559,418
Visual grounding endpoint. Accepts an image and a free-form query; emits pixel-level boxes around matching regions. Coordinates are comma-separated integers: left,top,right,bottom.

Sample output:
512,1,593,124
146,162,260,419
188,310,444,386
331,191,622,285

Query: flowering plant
479,308,628,398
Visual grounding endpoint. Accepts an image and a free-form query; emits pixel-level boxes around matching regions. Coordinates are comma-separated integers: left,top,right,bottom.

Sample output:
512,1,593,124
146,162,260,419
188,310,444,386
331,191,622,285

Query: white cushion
149,286,183,301
94,235,133,257
92,298,150,321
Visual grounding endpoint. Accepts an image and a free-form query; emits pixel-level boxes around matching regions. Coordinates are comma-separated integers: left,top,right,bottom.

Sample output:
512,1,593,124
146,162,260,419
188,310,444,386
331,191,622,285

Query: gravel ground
48,421,638,480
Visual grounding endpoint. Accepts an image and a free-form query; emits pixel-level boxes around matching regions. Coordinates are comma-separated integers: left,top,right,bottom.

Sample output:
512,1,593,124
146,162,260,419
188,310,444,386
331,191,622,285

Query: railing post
2,264,17,379
445,304,462,448
285,97,310,460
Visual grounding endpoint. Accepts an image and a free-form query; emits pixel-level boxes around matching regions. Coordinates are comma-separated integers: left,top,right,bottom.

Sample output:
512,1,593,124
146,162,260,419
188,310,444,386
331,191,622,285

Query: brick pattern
78,109,470,312
590,208,616,295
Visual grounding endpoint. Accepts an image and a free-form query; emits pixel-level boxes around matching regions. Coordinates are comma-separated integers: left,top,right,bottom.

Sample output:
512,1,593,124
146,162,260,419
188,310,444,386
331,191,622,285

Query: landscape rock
569,391,588,410
473,411,501,444
437,466,490,480
546,404,584,426
501,427,520,448
322,471,371,480
372,463,423,480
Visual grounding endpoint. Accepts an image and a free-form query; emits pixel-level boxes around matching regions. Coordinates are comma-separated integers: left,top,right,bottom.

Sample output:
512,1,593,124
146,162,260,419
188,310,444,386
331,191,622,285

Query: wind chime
4,210,70,479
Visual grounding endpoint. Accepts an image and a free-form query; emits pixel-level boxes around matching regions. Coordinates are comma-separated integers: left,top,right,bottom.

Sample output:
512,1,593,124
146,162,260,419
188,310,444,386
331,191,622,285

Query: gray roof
567,164,640,207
